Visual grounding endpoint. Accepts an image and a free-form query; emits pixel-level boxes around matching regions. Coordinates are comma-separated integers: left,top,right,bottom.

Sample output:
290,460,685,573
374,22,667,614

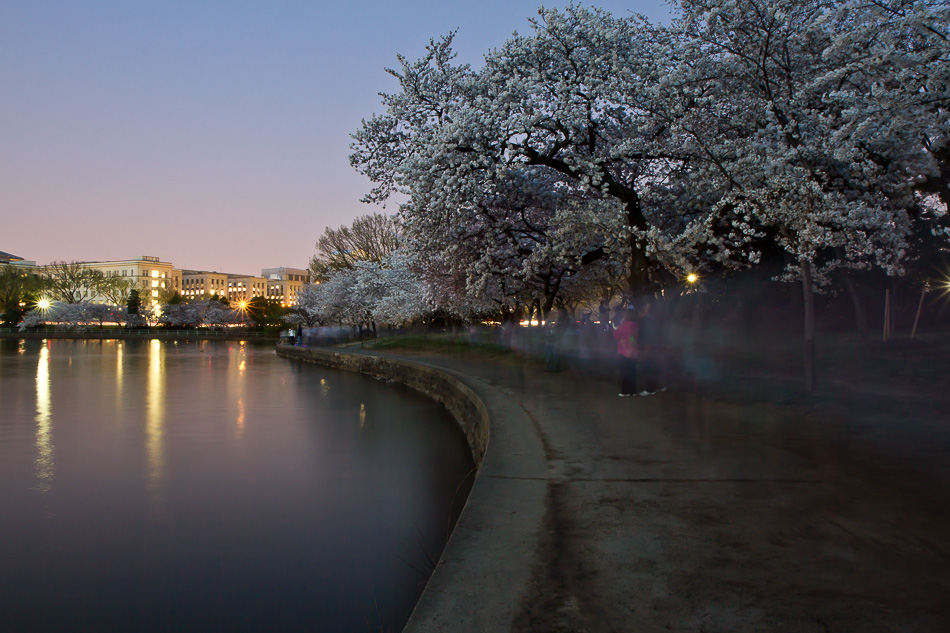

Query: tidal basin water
0,339,474,632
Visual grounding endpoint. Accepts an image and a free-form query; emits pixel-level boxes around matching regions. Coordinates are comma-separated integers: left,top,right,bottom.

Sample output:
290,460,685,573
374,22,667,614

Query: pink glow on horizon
1,1,670,275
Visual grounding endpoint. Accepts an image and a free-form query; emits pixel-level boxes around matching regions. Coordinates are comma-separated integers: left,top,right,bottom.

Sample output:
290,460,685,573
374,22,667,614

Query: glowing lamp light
37,298,52,311
686,273,698,284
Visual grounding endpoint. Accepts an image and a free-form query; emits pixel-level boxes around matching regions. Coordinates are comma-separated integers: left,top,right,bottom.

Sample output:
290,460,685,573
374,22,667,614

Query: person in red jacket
612,307,640,396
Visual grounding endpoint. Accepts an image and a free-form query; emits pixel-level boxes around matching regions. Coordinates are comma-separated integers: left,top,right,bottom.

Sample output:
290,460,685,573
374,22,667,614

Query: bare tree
98,276,134,306
44,261,107,304
309,213,400,281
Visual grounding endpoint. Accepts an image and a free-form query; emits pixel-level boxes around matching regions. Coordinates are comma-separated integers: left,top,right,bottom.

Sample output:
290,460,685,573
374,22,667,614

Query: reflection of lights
359,403,366,429
146,340,165,511
35,347,54,493
116,342,124,405
230,344,247,438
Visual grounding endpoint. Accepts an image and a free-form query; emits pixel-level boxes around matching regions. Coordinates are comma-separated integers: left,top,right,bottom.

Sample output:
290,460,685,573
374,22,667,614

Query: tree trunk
801,260,816,392
839,266,868,339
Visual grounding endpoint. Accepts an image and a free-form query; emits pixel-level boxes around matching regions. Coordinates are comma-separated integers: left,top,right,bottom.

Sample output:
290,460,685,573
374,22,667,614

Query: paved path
386,351,950,633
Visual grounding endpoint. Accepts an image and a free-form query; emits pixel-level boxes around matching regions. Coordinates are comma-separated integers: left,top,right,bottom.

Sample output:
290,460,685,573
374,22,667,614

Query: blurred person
612,307,640,396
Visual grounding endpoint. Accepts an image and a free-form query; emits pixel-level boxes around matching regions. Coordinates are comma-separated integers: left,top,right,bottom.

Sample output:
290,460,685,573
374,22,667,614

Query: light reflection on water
0,339,474,633
115,341,123,405
230,341,247,437
34,344,53,493
146,339,165,513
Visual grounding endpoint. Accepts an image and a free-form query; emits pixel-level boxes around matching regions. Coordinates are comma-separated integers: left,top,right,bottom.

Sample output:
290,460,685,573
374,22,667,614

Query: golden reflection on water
360,403,366,429
230,343,247,438
146,339,166,510
34,344,54,493
236,398,246,436
115,341,124,406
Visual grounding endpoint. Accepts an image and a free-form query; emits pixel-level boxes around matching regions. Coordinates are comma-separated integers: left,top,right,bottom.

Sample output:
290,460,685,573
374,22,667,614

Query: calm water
0,339,474,632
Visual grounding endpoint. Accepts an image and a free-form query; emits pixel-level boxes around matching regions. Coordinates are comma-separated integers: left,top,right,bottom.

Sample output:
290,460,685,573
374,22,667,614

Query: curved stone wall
276,343,549,633
276,344,489,467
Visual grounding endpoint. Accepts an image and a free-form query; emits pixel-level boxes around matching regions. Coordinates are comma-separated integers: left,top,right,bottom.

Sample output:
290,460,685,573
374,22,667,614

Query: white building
262,267,308,307
181,269,229,301
24,256,181,307
88,256,181,305
227,274,268,304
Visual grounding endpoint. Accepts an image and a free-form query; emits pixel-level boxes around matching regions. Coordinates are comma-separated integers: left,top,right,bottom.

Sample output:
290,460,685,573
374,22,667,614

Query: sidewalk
386,350,950,633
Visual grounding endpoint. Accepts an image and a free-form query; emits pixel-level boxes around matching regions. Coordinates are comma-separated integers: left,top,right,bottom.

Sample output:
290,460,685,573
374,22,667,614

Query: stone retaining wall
275,344,489,467
277,344,550,632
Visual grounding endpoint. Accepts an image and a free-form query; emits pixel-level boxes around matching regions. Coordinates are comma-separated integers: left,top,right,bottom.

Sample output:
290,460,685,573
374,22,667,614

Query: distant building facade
19,256,181,307
262,267,308,306
5,250,306,309
88,256,181,305
227,274,268,303
181,270,229,301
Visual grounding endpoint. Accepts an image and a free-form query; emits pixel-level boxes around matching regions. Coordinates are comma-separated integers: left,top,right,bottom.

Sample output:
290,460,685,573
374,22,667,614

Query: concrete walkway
381,351,950,633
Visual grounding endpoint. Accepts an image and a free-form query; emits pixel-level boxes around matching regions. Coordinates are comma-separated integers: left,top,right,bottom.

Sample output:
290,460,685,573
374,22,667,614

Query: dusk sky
1,0,671,276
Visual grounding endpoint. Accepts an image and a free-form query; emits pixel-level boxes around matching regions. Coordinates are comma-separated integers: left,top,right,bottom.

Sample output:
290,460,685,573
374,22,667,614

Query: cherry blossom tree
18,305,51,330
18,301,125,330
285,283,325,326
669,0,950,387
356,251,434,326
157,300,239,328
351,5,696,301
347,0,948,384
295,251,435,331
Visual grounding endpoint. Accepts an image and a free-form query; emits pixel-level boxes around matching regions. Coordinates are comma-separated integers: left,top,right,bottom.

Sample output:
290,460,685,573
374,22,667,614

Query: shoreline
1,330,278,342
276,344,548,632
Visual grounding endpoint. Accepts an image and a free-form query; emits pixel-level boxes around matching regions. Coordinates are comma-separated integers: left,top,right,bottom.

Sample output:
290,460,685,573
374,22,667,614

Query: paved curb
276,345,548,632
